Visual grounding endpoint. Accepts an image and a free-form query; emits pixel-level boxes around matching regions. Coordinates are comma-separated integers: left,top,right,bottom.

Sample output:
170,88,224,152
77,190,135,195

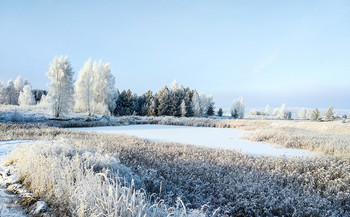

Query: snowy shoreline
0,140,50,217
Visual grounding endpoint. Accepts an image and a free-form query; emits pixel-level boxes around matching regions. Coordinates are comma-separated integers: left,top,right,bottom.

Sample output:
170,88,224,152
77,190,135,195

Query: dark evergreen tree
170,86,186,117
32,89,48,104
137,95,147,116
231,109,238,119
156,86,171,116
207,103,215,116
147,97,158,116
184,89,194,117
217,108,223,117
114,89,133,116
131,93,139,115
139,90,153,116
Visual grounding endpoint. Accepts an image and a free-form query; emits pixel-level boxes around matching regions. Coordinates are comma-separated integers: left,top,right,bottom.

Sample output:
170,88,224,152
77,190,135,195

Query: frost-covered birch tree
92,60,116,116
18,85,35,106
191,91,202,117
4,80,17,105
0,81,4,104
264,104,270,116
231,97,245,119
74,58,94,115
298,108,307,119
272,108,279,116
14,76,28,105
310,108,321,121
199,93,213,117
46,56,74,117
324,106,334,122
180,99,187,117
278,104,286,119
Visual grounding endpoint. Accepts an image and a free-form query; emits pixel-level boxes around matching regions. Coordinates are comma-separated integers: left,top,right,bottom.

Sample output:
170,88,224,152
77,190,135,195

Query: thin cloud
253,49,280,75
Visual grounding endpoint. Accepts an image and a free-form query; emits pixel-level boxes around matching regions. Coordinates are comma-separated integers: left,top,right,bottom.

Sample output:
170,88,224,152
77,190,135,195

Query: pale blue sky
1,0,349,109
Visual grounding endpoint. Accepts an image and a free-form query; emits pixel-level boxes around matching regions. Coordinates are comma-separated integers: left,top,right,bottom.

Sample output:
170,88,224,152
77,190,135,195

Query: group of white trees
73,58,116,117
309,106,343,122
45,56,115,117
0,76,35,106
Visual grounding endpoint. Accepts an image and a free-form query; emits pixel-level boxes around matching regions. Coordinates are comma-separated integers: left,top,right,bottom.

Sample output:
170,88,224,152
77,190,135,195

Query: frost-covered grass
236,120,350,162
1,123,350,216
3,141,201,217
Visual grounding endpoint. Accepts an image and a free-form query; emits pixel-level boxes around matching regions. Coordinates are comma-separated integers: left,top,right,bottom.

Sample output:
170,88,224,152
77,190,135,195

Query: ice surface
73,125,311,157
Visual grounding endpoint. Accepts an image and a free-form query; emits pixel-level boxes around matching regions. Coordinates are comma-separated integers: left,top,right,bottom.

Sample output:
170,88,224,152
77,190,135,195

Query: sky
0,0,349,110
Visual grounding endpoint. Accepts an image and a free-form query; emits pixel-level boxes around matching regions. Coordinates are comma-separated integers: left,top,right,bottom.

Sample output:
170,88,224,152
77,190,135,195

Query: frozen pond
73,125,311,157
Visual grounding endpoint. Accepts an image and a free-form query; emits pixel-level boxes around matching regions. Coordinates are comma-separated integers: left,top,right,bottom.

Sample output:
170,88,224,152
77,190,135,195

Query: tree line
0,56,216,118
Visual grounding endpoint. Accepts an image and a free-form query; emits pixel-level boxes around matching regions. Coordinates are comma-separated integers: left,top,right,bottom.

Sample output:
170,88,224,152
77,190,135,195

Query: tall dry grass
3,141,203,217
1,123,350,216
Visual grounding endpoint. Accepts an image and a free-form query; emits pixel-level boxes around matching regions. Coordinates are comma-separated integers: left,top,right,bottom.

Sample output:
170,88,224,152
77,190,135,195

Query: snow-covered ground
73,125,311,157
0,140,33,217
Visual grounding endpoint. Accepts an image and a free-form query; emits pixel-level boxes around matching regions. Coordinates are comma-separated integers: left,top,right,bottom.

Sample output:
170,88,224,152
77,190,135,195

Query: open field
1,121,350,216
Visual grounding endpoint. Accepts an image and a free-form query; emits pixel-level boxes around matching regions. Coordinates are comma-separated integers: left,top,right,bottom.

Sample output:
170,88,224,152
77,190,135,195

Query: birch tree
298,108,307,119
180,99,187,117
92,60,116,116
46,56,74,117
74,58,94,115
191,91,202,117
18,85,35,106
324,106,334,122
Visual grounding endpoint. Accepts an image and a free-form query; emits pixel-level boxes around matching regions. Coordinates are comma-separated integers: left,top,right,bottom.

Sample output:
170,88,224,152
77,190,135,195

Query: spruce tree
207,103,215,116
147,98,158,116
218,108,223,117
185,89,194,117
156,86,171,116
